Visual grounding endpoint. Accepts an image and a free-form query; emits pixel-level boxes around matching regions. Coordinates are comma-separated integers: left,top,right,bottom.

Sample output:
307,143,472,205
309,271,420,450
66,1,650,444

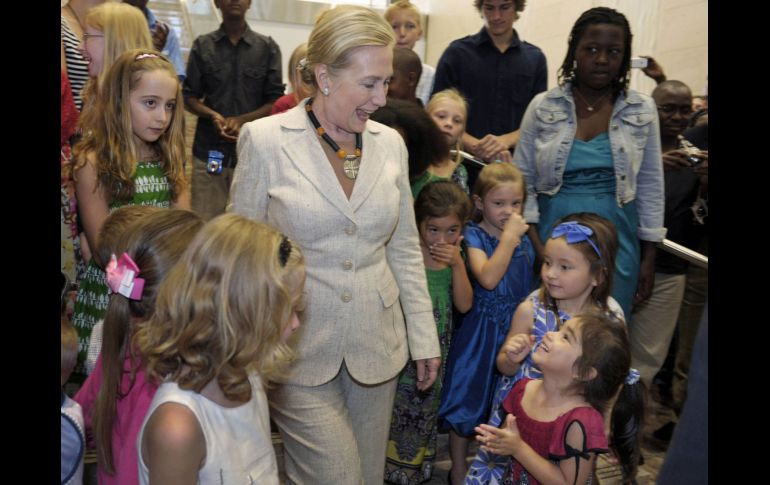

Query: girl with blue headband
466,212,632,484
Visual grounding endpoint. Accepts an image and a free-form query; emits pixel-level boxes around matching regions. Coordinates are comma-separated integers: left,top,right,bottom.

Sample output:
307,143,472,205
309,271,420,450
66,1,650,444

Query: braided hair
557,7,633,97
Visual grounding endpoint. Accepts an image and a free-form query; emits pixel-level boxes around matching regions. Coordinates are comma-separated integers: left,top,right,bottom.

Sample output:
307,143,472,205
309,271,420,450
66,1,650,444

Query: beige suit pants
268,361,398,485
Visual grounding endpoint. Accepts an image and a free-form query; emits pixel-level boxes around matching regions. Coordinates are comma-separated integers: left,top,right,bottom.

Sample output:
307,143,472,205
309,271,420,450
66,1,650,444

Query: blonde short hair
301,5,395,88
427,88,469,120
384,0,422,27
138,214,305,401
79,2,153,112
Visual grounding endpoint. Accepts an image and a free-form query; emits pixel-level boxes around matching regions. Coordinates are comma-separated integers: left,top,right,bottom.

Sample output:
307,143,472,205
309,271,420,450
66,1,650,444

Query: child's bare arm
75,153,110,255
466,214,528,290
497,300,535,375
143,402,205,485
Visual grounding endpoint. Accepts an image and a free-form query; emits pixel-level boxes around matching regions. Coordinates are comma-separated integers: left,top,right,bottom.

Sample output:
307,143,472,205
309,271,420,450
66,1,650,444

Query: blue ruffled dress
437,221,535,437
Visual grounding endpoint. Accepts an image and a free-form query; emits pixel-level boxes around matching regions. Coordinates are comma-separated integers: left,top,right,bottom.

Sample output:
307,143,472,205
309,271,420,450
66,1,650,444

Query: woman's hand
476,414,521,457
429,236,464,268
415,357,441,391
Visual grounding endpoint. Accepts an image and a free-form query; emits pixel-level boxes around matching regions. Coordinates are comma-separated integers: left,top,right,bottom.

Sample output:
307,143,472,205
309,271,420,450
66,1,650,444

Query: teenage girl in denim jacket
513,7,665,318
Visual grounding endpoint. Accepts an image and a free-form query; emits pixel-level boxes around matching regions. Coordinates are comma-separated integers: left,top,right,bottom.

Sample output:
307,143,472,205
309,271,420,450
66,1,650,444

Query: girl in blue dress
438,163,536,484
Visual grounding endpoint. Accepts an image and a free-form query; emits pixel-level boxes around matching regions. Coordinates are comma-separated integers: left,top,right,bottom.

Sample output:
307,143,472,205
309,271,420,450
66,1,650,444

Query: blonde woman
77,1,153,134
230,5,441,484
270,42,313,115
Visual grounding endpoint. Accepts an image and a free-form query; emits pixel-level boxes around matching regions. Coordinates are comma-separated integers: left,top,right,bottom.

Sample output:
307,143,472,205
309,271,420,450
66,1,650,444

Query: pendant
343,155,360,180
587,106,594,112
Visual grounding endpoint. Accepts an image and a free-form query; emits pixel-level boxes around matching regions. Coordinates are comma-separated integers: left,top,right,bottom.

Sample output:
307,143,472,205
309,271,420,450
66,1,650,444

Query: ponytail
610,380,646,483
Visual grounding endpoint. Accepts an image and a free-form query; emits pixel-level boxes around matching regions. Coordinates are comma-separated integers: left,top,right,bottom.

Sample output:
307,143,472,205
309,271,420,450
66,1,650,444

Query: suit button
345,226,355,235
612,124,619,130
342,260,353,270
341,292,352,302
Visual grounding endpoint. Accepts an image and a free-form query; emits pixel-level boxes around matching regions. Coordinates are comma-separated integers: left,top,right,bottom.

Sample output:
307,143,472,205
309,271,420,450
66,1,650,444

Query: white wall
424,0,708,96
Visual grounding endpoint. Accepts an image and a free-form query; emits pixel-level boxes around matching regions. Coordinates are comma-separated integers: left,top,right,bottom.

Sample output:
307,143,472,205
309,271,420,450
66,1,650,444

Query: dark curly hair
558,7,633,96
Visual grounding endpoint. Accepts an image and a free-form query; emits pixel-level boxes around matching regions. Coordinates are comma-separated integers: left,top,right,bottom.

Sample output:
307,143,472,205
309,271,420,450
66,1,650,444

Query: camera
687,154,703,166
630,57,648,69
206,150,224,175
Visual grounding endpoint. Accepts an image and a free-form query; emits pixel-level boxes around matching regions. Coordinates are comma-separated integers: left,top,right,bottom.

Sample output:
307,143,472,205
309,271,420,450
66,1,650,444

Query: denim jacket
513,83,666,242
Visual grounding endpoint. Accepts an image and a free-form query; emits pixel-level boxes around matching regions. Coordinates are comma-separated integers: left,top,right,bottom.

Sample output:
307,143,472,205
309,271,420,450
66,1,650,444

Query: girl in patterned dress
474,312,644,485
385,181,473,484
69,49,189,385
466,212,624,484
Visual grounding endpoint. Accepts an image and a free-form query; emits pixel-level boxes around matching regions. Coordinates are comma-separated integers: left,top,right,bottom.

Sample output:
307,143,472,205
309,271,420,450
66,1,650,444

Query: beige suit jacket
229,102,440,386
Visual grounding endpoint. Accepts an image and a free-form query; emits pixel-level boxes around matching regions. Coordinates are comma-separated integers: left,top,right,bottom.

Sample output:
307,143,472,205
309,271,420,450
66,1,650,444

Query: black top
432,28,547,139
656,125,708,273
183,24,284,164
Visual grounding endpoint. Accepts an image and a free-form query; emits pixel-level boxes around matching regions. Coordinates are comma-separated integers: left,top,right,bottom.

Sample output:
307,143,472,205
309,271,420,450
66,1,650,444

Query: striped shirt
61,16,89,111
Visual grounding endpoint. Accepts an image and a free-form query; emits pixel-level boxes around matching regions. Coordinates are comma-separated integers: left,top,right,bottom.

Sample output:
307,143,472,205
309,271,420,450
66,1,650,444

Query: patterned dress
385,266,453,484
61,71,84,318
69,162,172,384
466,292,570,484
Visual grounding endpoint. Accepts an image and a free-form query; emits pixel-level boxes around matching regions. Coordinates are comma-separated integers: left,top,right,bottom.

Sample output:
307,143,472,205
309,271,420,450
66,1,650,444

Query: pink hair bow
105,253,145,300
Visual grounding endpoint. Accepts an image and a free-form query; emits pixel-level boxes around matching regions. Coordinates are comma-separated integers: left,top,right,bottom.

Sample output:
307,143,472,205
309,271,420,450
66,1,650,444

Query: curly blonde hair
137,214,305,403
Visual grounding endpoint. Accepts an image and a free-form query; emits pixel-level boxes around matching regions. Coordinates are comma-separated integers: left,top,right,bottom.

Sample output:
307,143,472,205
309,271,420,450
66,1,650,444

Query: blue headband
551,221,601,257
625,368,640,385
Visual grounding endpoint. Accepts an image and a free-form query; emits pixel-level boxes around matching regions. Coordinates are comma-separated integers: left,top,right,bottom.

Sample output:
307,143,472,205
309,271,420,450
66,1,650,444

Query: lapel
349,122,387,212
280,104,356,222
279,102,390,220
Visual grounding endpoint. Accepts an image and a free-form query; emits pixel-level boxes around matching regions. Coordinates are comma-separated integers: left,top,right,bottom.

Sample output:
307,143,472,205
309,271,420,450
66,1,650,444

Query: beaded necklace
305,98,362,180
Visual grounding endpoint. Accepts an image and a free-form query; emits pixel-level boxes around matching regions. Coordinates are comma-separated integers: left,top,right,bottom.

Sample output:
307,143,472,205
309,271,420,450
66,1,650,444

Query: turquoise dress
536,132,639,317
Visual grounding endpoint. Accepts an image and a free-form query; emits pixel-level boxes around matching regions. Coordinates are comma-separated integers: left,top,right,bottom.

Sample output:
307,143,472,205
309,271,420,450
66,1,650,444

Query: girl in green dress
69,49,190,385
385,180,474,484
411,89,471,197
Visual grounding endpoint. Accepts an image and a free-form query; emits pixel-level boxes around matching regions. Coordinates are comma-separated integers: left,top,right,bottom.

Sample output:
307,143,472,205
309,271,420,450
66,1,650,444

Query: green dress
411,163,469,199
385,266,453,484
69,162,172,385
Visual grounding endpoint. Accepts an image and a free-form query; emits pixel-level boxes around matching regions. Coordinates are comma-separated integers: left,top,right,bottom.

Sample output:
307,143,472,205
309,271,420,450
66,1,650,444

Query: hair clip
279,235,292,267
105,253,145,300
297,58,308,70
551,221,601,257
135,53,159,61
625,368,640,385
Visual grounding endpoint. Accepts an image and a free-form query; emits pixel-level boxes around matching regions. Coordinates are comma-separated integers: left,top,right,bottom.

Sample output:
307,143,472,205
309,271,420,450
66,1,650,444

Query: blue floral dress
465,292,570,484
438,221,535,437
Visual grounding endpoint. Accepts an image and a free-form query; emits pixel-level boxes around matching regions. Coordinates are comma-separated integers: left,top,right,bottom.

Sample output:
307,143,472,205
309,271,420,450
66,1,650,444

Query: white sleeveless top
137,374,279,485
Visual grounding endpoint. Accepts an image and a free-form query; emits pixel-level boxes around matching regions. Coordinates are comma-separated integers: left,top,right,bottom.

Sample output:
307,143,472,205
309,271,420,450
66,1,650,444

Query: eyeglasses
82,32,104,43
656,104,693,116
